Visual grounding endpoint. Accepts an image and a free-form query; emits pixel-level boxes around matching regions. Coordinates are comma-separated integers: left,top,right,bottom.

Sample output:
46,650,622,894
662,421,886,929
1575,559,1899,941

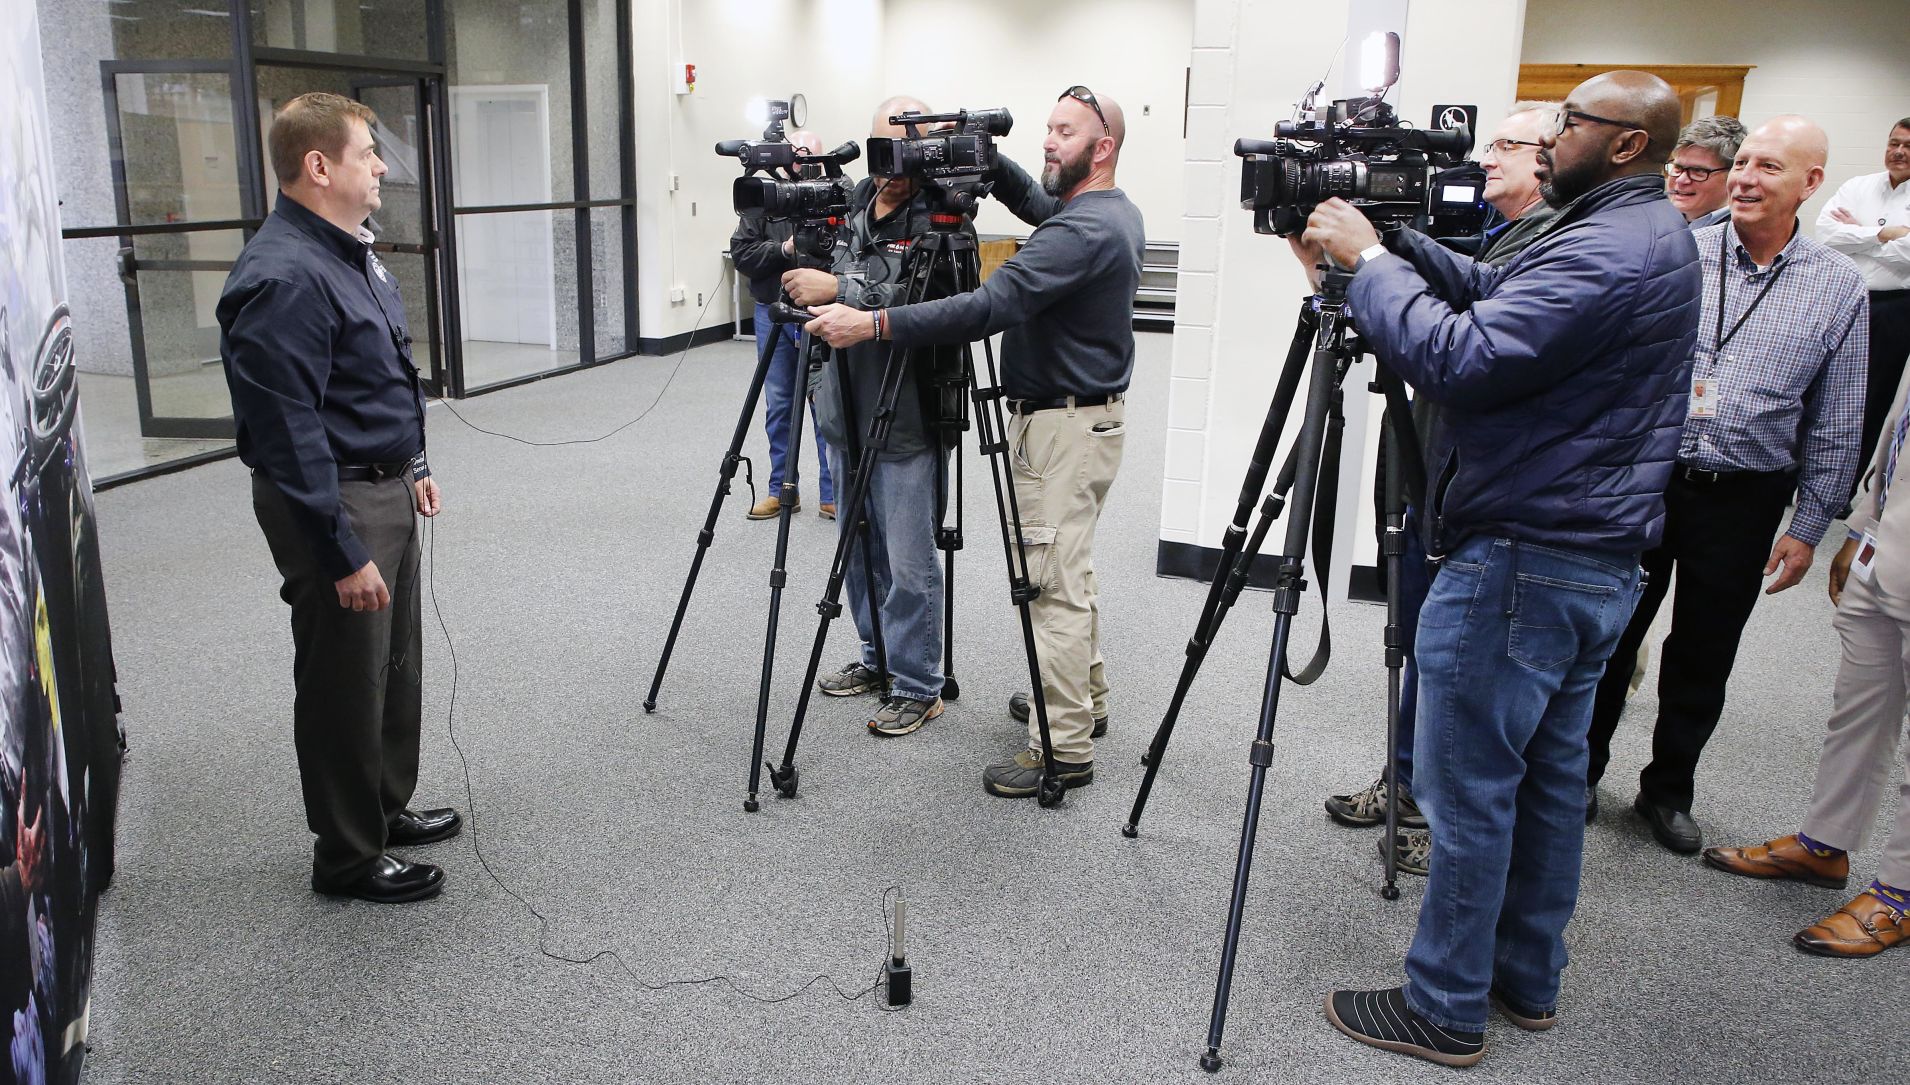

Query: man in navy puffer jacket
1299,72,1702,1066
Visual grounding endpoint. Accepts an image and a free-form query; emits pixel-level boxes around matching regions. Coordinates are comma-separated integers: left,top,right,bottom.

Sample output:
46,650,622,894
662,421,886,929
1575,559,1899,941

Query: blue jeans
1404,536,1643,1032
757,303,834,502
1391,508,1432,792
830,446,945,702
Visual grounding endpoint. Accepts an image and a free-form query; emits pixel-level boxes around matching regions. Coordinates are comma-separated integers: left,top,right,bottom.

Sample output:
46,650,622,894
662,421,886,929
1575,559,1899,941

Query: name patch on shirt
369,252,390,284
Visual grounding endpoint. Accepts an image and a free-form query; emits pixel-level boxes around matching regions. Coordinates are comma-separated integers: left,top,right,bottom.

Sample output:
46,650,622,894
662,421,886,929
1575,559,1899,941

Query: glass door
101,61,254,440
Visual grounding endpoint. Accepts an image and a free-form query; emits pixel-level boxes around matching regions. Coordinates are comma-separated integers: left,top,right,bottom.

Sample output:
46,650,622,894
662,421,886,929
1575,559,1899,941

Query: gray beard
1041,153,1090,197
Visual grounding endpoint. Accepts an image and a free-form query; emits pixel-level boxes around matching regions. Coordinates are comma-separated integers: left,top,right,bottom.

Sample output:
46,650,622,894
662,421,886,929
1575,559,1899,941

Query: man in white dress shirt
1818,117,1910,474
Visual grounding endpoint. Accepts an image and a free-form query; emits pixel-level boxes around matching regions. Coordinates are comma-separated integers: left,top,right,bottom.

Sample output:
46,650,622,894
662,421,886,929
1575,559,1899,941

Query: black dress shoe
1632,794,1701,854
388,807,462,847
1585,787,1599,825
312,854,444,903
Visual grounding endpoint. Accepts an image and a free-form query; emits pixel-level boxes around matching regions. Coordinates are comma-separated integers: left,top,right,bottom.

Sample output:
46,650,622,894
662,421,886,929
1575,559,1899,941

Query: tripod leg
969,333,1065,806
1380,409,1405,901
646,325,780,713
776,318,922,792
1125,302,1316,835
745,335,819,812
935,433,961,701
1201,303,1345,1073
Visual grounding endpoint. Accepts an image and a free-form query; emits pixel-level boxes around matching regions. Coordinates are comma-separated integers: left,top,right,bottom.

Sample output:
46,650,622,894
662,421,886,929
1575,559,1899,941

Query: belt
1006,392,1124,415
337,461,413,482
1673,464,1795,486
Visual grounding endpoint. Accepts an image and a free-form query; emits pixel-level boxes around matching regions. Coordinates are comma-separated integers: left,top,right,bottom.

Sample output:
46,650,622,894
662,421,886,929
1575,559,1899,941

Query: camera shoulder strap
1282,383,1346,685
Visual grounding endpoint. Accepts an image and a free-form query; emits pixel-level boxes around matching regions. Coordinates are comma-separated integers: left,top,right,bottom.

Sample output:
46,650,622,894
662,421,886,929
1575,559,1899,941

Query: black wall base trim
1155,539,1383,604
637,322,744,356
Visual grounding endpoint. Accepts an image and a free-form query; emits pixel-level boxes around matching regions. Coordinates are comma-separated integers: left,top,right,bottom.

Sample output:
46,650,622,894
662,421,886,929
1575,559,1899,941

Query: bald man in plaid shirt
1586,115,1868,855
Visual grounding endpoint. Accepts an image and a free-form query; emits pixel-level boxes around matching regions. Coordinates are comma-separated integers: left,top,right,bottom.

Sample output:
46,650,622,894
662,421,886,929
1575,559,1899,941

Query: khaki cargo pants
1007,395,1125,763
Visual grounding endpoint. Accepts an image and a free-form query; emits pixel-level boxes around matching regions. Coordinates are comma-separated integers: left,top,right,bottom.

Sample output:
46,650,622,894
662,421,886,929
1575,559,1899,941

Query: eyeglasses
1664,161,1726,181
1552,108,1648,143
1484,138,1541,156
1059,85,1111,138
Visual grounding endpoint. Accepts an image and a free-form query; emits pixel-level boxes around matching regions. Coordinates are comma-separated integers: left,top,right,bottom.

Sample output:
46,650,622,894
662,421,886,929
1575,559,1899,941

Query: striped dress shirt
1678,220,1868,545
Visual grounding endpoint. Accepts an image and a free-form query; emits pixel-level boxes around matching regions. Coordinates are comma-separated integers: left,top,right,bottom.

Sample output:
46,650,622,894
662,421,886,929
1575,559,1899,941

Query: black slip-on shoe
313,854,444,904
387,807,462,847
1489,985,1558,1032
1632,794,1702,854
1324,987,1484,1068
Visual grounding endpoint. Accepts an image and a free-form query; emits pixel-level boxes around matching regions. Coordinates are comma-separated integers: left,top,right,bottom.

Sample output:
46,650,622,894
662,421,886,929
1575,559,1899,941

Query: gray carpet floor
83,331,1907,1084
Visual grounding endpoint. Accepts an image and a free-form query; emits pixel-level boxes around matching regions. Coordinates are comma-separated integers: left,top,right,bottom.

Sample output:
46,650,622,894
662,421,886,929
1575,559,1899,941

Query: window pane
248,0,430,61
590,206,629,359
456,209,580,387
111,72,245,228
42,1,236,62
126,230,243,421
582,0,625,200
448,1,575,205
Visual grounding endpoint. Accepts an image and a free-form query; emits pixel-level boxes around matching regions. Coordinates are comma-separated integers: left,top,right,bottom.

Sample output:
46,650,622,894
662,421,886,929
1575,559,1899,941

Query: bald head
787,129,824,156
1539,70,1682,206
1728,113,1828,242
871,95,931,139
1042,87,1124,199
1742,114,1830,169
1576,70,1683,164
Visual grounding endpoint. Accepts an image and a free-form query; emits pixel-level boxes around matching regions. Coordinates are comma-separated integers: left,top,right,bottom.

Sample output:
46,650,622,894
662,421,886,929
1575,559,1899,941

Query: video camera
865,108,1013,214
1235,34,1486,239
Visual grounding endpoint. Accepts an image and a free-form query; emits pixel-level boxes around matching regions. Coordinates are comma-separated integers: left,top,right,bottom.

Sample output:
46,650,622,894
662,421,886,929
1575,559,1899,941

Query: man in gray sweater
806,86,1145,798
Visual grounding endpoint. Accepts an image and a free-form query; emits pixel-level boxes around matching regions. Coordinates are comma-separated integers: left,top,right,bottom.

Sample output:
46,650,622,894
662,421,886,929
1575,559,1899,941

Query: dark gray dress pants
252,473,422,882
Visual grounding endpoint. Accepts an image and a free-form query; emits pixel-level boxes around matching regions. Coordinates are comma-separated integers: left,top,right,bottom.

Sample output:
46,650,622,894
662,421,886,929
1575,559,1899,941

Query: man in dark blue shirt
218,92,457,904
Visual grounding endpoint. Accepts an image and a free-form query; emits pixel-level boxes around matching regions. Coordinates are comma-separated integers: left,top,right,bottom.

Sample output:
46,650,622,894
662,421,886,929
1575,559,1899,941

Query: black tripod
768,215,1069,807
647,218,896,814
1119,268,1423,1071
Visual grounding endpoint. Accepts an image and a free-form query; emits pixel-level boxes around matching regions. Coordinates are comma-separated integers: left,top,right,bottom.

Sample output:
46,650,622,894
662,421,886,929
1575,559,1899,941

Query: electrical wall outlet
696,292,704,307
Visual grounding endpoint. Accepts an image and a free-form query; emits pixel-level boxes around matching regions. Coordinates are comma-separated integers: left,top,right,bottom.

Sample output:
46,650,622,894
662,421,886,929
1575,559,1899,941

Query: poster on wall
2,5,127,1085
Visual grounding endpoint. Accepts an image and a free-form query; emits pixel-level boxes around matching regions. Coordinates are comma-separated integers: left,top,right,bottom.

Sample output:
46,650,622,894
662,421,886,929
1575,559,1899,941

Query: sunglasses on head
1059,85,1110,137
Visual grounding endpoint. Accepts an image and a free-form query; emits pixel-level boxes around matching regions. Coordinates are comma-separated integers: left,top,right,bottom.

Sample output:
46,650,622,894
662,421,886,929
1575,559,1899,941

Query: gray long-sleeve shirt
885,157,1145,400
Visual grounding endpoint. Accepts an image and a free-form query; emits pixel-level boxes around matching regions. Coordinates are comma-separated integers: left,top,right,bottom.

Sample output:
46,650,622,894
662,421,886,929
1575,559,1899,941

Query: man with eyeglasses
1665,115,1746,228
1586,115,1866,857
1294,71,1700,1067
804,86,1143,798
1818,117,1910,484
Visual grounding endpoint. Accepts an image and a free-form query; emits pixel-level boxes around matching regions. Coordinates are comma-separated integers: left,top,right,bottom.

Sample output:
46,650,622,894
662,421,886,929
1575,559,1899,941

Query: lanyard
1713,226,1788,356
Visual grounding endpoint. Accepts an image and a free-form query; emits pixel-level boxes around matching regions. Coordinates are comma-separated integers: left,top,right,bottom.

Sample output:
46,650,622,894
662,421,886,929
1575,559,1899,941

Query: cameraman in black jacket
782,96,968,738
727,129,836,520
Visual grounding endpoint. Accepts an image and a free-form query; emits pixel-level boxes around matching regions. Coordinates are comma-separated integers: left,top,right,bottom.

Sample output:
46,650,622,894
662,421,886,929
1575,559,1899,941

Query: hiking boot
818,661,882,697
1326,775,1426,829
748,494,798,520
982,747,1093,798
1381,828,1431,877
1006,691,1108,738
818,502,837,521
869,695,942,737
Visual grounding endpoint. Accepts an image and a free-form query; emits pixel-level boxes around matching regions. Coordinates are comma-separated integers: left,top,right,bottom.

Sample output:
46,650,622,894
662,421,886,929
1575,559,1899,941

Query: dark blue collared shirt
218,194,426,579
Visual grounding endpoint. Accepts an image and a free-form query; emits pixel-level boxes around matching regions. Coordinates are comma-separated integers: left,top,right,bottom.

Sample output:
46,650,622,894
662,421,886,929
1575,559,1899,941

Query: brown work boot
747,494,797,520
1793,890,1910,958
1702,834,1849,889
818,502,837,521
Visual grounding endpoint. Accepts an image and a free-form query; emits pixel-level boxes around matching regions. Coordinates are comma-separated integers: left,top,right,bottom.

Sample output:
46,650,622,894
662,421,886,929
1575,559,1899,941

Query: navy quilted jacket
1349,172,1702,558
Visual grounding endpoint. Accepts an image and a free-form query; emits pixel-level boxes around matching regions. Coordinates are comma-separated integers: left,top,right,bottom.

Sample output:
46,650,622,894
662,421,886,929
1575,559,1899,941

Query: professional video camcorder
865,108,1013,213
1235,34,1487,239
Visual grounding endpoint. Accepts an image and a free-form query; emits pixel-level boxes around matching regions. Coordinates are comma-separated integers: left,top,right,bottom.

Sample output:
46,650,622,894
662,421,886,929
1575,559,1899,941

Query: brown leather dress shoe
1702,834,1849,889
1793,890,1910,958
